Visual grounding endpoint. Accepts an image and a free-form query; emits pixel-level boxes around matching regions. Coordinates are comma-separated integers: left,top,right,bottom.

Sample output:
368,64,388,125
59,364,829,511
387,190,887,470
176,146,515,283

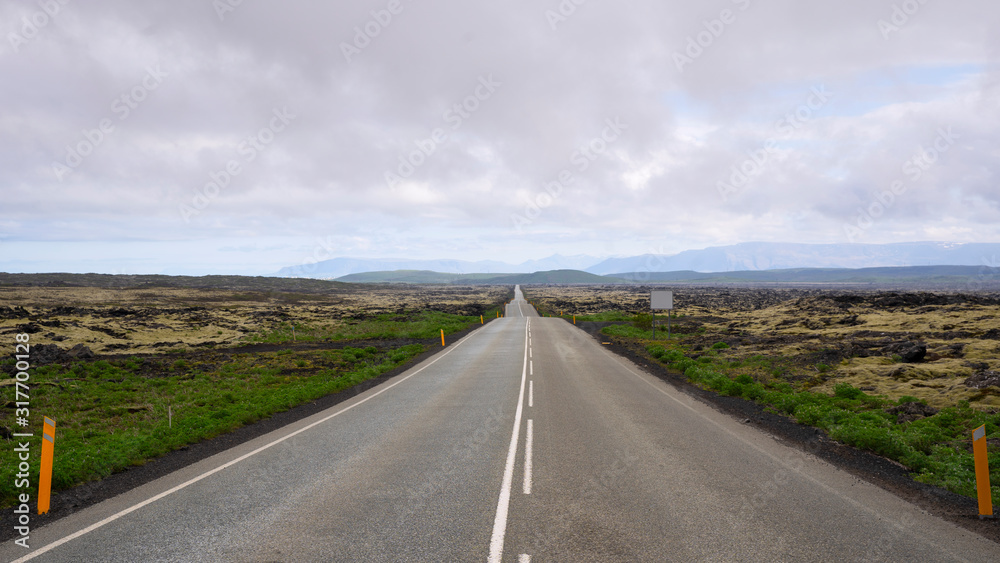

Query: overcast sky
1,0,997,275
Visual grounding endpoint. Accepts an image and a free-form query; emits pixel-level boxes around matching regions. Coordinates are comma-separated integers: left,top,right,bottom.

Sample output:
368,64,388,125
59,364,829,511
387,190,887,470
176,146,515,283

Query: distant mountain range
583,242,1000,275
277,242,1000,279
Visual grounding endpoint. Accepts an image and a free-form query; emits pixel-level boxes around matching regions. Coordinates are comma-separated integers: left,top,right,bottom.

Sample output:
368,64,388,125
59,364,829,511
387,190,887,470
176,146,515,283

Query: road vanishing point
5,286,1000,562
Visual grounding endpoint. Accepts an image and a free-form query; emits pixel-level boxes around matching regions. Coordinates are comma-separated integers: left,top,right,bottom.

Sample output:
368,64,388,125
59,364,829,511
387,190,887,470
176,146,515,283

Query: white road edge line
488,318,530,563
523,419,533,495
528,380,533,407
13,326,487,563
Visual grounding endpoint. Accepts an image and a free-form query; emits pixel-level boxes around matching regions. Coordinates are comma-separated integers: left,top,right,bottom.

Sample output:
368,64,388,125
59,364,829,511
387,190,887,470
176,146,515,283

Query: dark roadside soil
573,320,1000,544
0,323,489,543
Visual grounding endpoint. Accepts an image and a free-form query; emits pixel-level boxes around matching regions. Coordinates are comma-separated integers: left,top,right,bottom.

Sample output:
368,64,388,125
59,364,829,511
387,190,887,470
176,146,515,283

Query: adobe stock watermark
384,74,500,189
179,106,296,222
966,255,1000,292
6,0,72,54
511,117,628,231
843,126,958,242
544,0,591,31
281,235,343,278
623,245,673,283
727,440,820,533
50,65,168,182
528,449,640,554
871,516,920,560
340,0,410,64
717,85,833,202
878,0,931,40
211,0,249,22
673,0,752,73
400,407,506,522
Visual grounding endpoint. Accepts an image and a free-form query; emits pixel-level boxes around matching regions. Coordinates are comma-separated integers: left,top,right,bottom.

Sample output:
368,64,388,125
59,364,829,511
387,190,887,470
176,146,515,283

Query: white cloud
1,0,998,273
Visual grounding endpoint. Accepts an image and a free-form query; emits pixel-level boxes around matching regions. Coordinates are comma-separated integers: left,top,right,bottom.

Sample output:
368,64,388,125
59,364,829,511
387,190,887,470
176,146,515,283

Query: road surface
5,286,999,561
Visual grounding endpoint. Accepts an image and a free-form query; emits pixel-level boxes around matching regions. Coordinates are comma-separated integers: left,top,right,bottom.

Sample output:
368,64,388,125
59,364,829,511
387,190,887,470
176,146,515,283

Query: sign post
650,290,674,339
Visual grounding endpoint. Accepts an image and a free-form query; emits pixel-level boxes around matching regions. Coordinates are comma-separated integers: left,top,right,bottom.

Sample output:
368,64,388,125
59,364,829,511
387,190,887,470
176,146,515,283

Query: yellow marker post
440,329,445,347
573,315,576,324
480,315,484,324
39,417,55,515
973,424,994,518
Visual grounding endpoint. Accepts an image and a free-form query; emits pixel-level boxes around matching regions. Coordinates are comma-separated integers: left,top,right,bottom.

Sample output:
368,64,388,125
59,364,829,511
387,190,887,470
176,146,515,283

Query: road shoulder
571,319,1000,545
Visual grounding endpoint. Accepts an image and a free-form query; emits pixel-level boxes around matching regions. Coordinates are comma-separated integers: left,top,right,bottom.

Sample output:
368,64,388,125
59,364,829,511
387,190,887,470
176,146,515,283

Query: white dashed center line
523,419,533,495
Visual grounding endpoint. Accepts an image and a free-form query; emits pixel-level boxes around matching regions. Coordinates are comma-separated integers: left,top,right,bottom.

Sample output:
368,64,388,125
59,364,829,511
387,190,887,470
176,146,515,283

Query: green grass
0,343,425,508
600,323,681,340
566,311,634,322
245,310,484,344
550,309,686,326
642,341,1000,502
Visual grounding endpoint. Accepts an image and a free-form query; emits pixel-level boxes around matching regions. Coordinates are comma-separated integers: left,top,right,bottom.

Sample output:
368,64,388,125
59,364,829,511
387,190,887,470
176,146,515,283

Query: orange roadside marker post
973,424,994,518
573,315,576,324
440,329,445,347
480,315,484,324
39,417,55,514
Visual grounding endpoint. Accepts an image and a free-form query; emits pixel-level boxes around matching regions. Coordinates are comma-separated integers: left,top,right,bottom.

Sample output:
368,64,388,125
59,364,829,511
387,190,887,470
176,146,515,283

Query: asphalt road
6,286,1000,561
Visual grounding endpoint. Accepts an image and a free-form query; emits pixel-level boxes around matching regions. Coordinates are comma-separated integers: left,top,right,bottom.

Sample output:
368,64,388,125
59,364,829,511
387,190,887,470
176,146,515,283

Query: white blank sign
651,290,673,310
